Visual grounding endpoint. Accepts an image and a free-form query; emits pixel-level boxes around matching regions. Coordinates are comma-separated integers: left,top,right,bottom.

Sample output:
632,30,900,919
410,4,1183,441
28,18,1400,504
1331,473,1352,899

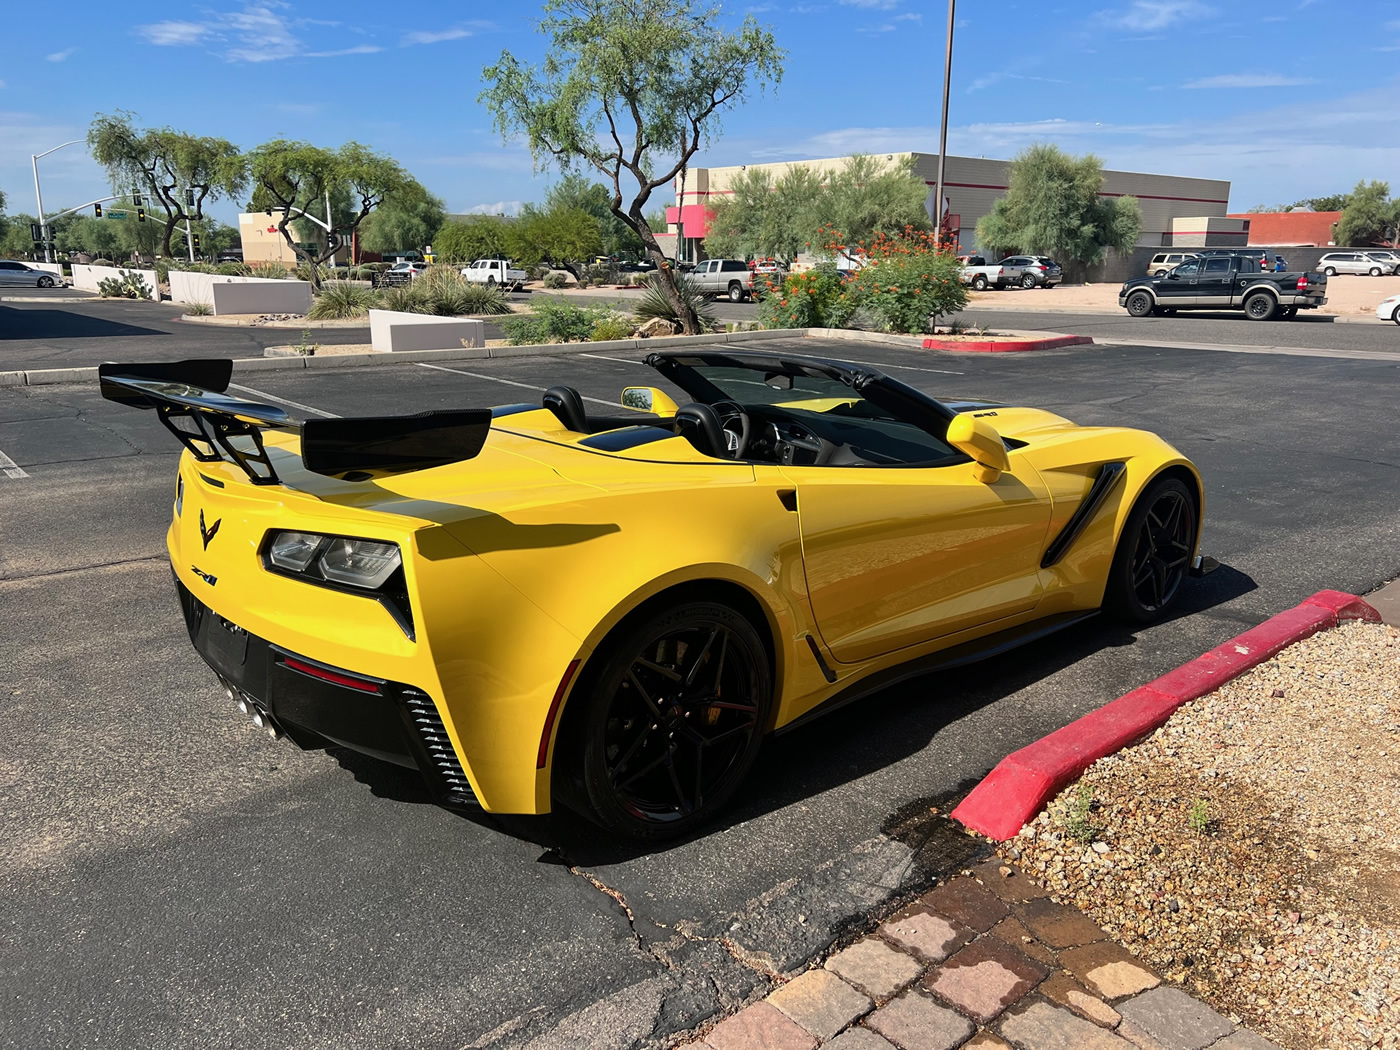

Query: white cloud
134,4,380,63
1184,73,1317,88
464,200,522,216
46,48,76,63
968,72,1069,93
839,0,899,9
1104,0,1212,31
138,21,210,46
305,44,383,57
401,27,474,46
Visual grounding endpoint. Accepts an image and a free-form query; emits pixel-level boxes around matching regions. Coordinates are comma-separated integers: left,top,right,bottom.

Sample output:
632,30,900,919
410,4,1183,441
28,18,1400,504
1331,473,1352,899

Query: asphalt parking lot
4,334,1400,1049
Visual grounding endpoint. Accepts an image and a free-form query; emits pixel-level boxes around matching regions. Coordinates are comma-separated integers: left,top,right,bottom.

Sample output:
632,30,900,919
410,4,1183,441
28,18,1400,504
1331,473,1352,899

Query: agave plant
309,281,379,320
634,274,719,333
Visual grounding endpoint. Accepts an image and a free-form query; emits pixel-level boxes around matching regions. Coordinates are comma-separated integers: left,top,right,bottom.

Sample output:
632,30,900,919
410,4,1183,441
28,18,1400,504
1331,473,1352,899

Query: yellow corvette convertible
101,350,1208,838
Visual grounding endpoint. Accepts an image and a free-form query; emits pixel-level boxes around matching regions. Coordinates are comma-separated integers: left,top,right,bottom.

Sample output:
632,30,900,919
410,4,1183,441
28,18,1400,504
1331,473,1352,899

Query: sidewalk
678,860,1280,1049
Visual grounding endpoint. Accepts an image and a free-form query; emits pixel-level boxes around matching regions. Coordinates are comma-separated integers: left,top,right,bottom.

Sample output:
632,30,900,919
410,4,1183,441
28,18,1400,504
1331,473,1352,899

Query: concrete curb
950,589,1383,841
922,334,1093,353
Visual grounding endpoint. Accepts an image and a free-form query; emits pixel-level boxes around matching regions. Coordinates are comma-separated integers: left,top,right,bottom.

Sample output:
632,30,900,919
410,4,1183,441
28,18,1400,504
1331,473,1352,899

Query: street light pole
31,140,85,264
932,0,956,251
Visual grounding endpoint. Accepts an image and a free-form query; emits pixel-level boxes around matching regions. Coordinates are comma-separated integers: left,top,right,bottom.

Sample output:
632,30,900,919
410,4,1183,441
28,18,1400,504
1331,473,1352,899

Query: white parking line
861,360,965,376
577,352,647,366
227,383,340,418
415,362,620,407
0,447,29,479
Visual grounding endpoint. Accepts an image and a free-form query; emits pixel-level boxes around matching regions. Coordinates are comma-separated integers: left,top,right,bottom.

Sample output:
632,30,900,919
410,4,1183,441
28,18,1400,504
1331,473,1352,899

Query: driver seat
674,403,728,458
542,385,588,432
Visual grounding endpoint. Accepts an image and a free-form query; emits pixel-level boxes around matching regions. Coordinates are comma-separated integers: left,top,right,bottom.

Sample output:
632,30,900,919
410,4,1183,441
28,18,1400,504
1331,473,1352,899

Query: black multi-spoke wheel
574,602,771,838
1104,478,1196,623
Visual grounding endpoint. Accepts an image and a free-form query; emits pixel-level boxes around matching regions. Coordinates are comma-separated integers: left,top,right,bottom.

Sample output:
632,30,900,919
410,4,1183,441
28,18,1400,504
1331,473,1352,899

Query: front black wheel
1125,291,1154,317
1104,477,1196,623
573,602,771,838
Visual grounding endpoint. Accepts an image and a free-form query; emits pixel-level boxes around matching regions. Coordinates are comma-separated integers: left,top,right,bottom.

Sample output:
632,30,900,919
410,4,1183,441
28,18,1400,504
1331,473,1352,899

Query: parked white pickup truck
460,258,527,291
957,256,1006,291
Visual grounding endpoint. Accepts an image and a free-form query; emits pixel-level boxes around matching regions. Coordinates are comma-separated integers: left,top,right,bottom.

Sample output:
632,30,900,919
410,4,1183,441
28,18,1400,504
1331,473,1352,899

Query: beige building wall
673,153,1231,254
238,212,351,265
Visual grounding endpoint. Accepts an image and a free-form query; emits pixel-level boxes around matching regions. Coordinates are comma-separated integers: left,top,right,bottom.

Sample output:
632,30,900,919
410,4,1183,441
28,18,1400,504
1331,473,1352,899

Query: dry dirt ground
971,274,1400,317
999,619,1400,1050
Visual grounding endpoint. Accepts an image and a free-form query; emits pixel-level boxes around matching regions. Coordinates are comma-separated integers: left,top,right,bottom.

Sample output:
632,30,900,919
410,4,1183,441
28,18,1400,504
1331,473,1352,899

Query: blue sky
3,0,1399,226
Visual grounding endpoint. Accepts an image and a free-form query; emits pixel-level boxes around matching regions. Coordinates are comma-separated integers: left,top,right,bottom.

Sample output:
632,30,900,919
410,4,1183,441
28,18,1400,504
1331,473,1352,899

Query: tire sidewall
38,276,54,288
1244,294,1277,321
575,601,772,838
1126,291,1153,317
1103,477,1196,623
1020,273,1036,289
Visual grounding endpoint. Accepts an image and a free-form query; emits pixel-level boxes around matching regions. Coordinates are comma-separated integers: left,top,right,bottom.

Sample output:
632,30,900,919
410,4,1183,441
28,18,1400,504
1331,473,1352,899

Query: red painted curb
950,590,1383,841
921,334,1093,353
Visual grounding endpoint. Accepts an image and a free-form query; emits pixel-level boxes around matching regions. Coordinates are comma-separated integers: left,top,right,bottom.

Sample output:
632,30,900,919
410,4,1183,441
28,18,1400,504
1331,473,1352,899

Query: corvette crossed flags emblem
199,509,221,550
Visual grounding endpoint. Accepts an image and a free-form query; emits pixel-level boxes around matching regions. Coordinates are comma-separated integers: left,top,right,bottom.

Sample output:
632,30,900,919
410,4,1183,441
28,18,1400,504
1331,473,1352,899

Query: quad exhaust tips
218,677,284,741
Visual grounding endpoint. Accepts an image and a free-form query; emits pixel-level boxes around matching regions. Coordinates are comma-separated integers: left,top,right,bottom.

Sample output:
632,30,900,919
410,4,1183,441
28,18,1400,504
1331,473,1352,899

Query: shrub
500,300,616,344
634,274,719,333
216,262,251,277
756,265,858,330
185,301,213,316
250,261,290,280
457,283,511,315
543,271,568,289
499,314,548,345
91,258,117,267
590,313,633,341
97,270,152,299
377,285,420,313
835,226,969,335
310,281,379,320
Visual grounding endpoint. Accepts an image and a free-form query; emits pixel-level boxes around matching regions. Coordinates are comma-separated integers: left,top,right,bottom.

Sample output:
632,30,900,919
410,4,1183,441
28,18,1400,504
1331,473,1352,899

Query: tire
1103,477,1196,624
1369,267,1382,277
486,276,496,288
1154,270,1168,277
1019,273,1037,289
728,282,745,303
570,600,772,839
1125,290,1154,317
1392,306,1400,326
971,275,988,291
1243,293,1277,321
1323,267,1336,277
37,275,54,288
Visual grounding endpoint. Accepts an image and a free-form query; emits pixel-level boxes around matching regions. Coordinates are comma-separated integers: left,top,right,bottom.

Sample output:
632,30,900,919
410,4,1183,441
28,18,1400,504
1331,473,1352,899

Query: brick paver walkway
676,861,1281,1050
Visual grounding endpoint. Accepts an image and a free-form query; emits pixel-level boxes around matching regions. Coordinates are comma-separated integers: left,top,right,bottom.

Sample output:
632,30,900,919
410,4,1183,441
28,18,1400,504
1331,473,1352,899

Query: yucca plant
249,261,290,280
376,285,424,313
634,274,719,333
185,300,213,316
309,281,379,320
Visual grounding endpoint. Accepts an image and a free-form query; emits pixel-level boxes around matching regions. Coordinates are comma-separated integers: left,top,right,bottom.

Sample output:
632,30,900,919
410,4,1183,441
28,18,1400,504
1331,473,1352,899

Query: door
1193,256,1234,305
1156,258,1201,305
785,460,1052,664
0,262,25,285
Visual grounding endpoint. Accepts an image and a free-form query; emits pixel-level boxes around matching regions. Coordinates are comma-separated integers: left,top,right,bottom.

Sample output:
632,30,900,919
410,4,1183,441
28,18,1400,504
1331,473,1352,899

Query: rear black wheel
1104,477,1196,623
1243,293,1277,321
572,602,771,838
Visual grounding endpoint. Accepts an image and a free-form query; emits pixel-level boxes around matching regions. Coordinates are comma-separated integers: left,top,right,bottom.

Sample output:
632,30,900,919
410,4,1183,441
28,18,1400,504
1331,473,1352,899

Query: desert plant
1061,782,1098,843
250,261,290,280
499,313,549,345
840,226,968,334
500,300,615,344
1188,799,1211,835
376,284,421,312
97,270,152,299
543,271,569,289
295,328,318,356
756,264,856,330
457,283,511,315
185,300,213,316
635,274,719,333
310,281,379,320
590,312,632,341
216,262,251,276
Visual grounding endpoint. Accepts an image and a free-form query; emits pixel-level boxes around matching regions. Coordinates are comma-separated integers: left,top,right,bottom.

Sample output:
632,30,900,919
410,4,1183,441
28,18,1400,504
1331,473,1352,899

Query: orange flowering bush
825,225,969,335
755,264,857,329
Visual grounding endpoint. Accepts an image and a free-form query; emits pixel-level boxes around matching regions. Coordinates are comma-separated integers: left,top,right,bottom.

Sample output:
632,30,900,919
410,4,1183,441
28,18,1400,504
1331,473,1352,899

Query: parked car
1362,250,1400,275
997,255,1063,289
690,258,756,301
0,260,62,287
1375,293,1400,325
460,258,527,291
1120,254,1326,320
1146,251,1201,277
1316,252,1387,277
379,261,429,286
959,260,1006,291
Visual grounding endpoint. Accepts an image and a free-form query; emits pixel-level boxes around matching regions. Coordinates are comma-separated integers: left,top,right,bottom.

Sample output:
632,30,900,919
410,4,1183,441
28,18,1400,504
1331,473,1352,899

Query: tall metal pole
932,0,956,251
31,140,85,264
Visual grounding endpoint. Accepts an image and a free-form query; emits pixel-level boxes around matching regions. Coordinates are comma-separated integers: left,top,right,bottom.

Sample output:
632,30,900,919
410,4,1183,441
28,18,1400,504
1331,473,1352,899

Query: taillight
1297,275,1309,291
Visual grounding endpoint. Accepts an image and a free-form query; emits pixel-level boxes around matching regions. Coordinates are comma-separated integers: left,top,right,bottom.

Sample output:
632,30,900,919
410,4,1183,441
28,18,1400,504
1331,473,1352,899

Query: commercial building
1225,210,1341,247
664,152,1232,266
237,212,349,265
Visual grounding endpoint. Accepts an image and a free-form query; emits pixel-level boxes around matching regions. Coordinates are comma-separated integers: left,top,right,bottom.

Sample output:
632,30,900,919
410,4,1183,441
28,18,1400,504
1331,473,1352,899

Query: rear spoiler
98,359,491,485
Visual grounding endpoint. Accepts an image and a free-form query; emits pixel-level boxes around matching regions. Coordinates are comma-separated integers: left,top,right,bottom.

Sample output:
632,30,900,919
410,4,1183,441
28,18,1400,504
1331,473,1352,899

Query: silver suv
1146,251,1200,277
997,255,1063,288
1362,250,1400,275
1317,252,1387,277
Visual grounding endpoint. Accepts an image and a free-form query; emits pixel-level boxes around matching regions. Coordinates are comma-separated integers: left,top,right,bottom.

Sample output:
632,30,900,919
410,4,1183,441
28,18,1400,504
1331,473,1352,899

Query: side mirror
946,413,1010,484
621,386,679,415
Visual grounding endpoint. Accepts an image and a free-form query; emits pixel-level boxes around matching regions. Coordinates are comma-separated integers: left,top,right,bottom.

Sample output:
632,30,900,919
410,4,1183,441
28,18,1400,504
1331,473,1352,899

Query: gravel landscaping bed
997,619,1400,1050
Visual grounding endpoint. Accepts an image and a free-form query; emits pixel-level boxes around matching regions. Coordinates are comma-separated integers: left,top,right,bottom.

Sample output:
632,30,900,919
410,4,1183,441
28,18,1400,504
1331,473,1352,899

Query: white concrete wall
369,309,485,353
31,263,64,279
169,269,312,315
70,264,159,302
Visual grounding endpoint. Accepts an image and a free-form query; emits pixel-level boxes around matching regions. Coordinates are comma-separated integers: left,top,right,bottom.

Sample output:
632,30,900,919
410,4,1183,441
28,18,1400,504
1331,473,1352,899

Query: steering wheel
711,400,751,459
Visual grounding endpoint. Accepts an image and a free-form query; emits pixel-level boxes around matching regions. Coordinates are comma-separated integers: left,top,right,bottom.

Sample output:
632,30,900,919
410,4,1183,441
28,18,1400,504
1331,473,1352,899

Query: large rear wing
98,359,491,485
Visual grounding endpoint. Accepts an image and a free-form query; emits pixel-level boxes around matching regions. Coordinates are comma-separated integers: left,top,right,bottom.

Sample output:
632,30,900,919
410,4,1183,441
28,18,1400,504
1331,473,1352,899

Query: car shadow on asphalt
0,307,169,340
326,562,1257,864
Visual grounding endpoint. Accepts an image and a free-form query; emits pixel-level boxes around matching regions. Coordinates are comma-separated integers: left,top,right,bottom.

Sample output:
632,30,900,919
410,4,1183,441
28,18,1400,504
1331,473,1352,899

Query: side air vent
401,689,478,807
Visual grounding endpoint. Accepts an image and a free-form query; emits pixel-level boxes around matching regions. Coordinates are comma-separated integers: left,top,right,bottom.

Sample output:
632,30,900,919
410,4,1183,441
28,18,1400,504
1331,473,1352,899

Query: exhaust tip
251,709,265,729
237,698,249,714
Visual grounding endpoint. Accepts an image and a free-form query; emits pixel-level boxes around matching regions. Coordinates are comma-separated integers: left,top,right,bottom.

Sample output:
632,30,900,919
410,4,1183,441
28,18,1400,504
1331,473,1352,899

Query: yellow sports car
101,350,1208,838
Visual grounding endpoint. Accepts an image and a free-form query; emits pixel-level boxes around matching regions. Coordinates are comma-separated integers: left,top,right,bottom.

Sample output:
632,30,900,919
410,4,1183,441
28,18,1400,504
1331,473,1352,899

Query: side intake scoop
98,359,491,484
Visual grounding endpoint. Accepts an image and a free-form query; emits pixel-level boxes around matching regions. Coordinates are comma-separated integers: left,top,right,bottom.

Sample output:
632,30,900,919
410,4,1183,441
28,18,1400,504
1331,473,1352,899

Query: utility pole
932,0,956,251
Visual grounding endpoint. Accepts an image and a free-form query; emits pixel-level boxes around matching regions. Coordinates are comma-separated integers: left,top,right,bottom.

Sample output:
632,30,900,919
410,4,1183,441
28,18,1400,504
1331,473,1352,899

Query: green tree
247,140,418,290
88,112,245,259
544,174,642,257
1,212,38,258
58,215,124,258
359,191,447,256
1333,180,1396,247
433,215,514,263
480,0,784,334
511,203,603,272
975,144,1142,269
1301,193,1350,213
824,154,931,247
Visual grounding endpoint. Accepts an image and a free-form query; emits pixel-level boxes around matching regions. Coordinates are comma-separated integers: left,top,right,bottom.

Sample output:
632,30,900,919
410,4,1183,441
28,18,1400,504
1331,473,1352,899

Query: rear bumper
174,577,478,807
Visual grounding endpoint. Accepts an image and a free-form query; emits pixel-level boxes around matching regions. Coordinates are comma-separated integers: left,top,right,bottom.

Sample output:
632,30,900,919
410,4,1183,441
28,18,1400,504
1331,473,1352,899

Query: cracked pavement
3,334,1400,1049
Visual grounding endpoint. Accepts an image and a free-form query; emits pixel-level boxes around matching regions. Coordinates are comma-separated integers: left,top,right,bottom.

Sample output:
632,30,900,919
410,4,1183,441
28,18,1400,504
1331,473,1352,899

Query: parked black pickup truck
1119,253,1326,321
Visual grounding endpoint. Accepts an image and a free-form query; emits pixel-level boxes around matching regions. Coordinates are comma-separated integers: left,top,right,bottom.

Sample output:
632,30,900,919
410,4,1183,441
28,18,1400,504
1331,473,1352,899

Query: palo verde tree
976,144,1141,273
88,112,245,259
480,0,784,334
1333,180,1397,247
247,140,419,290
433,215,514,263
358,191,447,256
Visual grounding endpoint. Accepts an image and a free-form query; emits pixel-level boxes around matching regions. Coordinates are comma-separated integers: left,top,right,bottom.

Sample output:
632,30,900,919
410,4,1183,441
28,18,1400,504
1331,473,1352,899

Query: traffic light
131,193,143,207
185,189,196,207
94,203,103,218
30,223,43,242
137,207,147,223
192,233,201,249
